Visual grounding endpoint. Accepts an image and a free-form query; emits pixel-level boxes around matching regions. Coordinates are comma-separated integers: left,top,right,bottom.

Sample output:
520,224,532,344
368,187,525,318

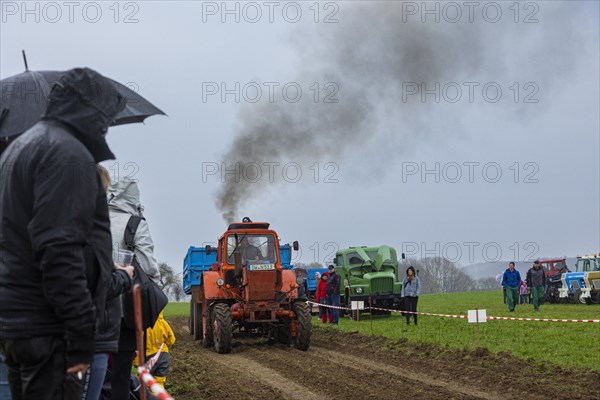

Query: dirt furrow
201,349,322,400
310,346,502,400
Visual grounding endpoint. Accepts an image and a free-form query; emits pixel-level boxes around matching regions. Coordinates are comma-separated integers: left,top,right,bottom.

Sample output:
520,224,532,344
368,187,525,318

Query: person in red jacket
316,272,332,323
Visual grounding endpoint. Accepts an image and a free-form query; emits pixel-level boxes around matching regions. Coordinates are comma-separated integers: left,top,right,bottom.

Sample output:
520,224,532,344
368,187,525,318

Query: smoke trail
216,2,587,222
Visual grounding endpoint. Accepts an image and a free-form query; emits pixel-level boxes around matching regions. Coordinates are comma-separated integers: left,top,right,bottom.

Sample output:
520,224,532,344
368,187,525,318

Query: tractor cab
185,217,310,353
539,258,569,277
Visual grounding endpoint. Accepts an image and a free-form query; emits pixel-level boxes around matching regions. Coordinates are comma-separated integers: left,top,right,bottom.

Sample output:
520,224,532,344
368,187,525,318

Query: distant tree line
407,257,500,294
163,256,498,301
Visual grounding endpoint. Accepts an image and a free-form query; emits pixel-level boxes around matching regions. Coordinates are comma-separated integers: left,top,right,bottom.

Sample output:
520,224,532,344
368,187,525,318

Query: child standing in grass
519,280,528,304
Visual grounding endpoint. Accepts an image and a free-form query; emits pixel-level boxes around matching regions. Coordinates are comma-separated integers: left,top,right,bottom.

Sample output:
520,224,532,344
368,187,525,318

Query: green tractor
334,245,405,319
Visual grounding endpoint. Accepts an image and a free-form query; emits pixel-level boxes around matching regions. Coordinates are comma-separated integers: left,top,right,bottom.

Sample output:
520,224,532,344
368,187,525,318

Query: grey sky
1,1,598,269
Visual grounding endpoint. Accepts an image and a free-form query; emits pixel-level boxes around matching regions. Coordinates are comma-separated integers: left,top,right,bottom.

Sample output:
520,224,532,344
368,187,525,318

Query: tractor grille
370,277,394,294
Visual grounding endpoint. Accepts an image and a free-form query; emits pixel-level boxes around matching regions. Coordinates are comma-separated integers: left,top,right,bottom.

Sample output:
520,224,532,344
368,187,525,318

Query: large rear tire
189,301,194,336
203,302,214,348
212,303,232,354
293,302,312,351
193,302,203,341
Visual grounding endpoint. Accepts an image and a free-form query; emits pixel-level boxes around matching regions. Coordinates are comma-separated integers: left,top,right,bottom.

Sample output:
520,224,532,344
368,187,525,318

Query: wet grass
315,290,600,371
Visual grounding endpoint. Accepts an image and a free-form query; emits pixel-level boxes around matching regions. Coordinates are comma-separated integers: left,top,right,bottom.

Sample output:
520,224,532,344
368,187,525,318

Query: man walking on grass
527,260,546,312
501,262,521,312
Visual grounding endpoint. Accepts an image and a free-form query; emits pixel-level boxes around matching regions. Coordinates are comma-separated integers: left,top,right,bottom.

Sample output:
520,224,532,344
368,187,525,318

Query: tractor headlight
296,277,305,286
216,278,224,287
356,287,363,294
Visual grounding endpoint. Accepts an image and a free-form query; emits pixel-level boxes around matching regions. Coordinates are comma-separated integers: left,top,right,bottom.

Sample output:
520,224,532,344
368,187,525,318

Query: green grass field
164,291,600,371
319,291,600,371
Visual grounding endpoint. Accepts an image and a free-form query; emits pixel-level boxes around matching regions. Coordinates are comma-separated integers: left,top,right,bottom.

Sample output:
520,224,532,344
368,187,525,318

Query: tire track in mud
201,349,322,400
309,346,502,400
238,344,479,400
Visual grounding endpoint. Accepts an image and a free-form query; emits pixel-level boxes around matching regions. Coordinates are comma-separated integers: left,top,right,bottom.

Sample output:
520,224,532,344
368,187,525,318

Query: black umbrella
0,67,166,138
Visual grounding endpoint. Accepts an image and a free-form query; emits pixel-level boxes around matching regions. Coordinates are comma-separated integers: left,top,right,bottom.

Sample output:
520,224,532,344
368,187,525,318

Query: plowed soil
166,317,600,400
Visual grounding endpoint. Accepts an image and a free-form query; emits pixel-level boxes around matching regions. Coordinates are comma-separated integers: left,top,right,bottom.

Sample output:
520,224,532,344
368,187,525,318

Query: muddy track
167,317,600,400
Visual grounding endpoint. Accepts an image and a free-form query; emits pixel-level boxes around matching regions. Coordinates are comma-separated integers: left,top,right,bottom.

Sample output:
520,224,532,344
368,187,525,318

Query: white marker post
468,308,487,348
351,300,365,327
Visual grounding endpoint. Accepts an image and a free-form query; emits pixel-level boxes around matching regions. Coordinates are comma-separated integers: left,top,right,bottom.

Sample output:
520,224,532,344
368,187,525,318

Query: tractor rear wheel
212,303,232,354
276,317,292,345
203,303,214,348
293,302,312,351
193,302,203,341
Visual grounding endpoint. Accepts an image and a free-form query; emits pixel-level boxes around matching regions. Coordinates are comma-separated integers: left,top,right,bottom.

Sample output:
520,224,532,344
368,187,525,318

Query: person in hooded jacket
107,178,160,400
144,312,176,388
0,68,126,400
80,166,134,400
315,272,332,324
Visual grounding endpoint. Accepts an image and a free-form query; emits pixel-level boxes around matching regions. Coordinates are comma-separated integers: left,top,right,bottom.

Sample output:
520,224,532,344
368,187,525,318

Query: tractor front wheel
212,303,232,354
574,289,587,305
293,302,312,351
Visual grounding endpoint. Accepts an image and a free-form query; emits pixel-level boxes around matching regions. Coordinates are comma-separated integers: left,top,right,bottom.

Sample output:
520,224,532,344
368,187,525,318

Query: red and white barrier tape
138,366,174,400
486,315,600,323
307,301,600,323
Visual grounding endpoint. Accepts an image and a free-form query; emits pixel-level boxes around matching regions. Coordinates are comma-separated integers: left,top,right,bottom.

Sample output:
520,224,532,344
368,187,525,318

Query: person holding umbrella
0,67,163,400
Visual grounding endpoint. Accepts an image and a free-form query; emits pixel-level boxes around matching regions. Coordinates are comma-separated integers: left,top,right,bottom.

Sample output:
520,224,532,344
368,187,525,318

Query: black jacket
326,272,341,295
0,68,126,366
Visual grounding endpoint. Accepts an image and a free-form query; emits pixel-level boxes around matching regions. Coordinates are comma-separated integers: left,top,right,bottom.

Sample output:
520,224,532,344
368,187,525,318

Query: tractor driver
241,237,262,263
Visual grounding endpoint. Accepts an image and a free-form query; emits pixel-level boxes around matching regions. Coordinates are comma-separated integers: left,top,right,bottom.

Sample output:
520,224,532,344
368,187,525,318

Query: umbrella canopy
0,70,165,138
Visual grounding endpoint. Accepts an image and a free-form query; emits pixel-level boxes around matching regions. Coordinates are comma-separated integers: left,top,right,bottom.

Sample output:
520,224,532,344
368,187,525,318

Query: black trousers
110,351,135,400
404,296,419,324
0,336,83,400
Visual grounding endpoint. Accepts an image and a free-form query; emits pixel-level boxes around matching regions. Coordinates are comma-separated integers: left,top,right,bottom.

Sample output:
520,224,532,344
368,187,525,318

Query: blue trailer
305,267,329,295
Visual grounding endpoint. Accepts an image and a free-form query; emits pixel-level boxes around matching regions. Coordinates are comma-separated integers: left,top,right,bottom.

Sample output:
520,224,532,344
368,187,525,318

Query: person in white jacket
107,177,160,399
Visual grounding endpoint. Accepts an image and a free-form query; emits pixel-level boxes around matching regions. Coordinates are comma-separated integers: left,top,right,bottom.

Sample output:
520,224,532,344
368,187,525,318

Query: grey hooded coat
107,178,160,282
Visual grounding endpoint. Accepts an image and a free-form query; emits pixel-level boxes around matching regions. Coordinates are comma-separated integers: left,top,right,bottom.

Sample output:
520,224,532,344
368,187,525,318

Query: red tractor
187,218,311,353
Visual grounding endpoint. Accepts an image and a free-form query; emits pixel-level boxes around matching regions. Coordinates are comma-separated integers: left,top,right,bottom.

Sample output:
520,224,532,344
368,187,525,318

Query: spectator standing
0,68,126,400
80,166,134,400
326,265,341,325
501,262,521,312
401,266,421,326
316,272,332,323
527,260,547,312
519,281,528,304
107,178,160,400
295,269,308,300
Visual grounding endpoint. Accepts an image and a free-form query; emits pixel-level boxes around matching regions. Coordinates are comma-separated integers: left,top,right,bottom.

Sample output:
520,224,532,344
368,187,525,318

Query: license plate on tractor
248,263,275,271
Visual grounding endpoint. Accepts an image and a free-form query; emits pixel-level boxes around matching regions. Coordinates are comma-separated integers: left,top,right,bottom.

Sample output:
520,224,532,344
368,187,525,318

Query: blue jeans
326,294,340,324
81,352,109,400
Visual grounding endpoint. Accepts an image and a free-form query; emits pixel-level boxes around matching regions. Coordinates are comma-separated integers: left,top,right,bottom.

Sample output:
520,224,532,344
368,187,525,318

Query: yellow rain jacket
146,311,176,356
